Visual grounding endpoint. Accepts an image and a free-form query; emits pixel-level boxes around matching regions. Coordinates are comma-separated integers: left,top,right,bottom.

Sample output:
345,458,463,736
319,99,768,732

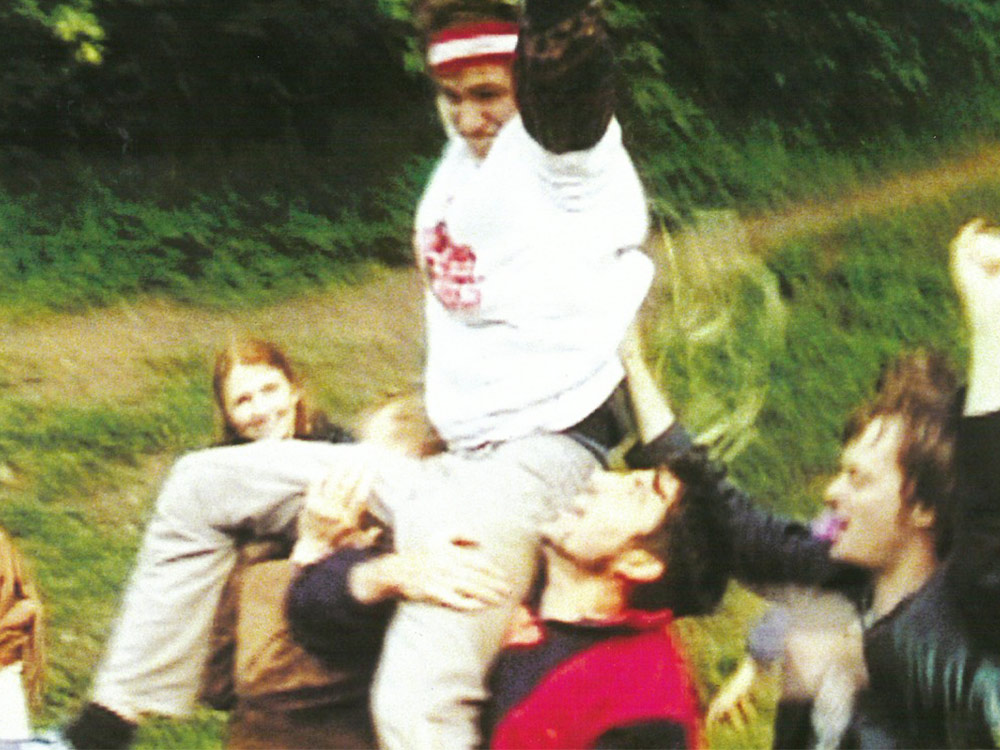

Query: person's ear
613,547,664,584
901,480,935,531
908,501,936,530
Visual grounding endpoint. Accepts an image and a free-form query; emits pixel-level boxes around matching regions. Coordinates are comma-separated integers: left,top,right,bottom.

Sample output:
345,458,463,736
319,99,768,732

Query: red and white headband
427,21,519,74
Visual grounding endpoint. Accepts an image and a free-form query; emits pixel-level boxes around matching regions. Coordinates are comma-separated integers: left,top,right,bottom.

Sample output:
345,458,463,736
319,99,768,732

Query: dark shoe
63,703,137,750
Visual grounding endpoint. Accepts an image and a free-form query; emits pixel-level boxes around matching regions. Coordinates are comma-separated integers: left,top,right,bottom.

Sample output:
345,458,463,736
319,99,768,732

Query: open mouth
811,510,848,543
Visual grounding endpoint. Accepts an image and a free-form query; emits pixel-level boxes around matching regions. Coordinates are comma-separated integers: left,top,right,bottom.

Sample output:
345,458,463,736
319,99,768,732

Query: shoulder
304,413,355,444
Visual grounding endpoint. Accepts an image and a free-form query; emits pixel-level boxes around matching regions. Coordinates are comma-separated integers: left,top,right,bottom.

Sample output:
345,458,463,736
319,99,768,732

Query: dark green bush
0,152,434,311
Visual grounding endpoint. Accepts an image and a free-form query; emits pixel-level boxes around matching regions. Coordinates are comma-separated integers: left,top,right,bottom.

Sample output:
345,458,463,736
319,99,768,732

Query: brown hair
213,338,312,444
414,0,519,46
843,350,959,558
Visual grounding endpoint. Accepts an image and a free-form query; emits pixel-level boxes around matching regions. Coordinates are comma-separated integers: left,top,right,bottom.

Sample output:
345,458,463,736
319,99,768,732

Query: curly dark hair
629,445,733,616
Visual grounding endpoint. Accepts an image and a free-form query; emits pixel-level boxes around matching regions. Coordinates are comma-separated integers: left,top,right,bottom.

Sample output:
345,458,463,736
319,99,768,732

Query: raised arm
620,322,676,443
620,326,865,594
951,219,1000,416
515,0,615,153
946,219,1000,651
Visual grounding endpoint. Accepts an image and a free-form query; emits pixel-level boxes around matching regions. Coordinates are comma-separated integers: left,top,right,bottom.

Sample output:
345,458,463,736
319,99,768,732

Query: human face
223,362,299,441
822,416,916,571
542,469,681,571
434,62,517,160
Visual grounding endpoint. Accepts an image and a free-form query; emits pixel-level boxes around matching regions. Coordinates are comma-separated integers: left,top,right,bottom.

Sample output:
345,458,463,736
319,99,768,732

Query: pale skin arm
950,218,1000,415
705,656,761,729
620,321,677,442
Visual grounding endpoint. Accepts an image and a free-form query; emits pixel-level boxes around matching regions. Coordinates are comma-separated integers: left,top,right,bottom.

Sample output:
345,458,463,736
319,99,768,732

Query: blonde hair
358,392,445,458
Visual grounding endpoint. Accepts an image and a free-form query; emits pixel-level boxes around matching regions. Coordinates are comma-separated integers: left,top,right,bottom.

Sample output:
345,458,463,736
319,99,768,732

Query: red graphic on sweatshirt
420,222,482,312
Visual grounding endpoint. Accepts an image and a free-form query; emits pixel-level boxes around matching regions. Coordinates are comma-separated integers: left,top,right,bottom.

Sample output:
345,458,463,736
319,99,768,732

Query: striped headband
427,21,519,74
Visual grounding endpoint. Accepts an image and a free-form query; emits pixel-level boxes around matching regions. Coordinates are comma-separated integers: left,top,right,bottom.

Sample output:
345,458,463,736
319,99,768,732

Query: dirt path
742,140,1000,252
0,268,425,410
3,139,1000,410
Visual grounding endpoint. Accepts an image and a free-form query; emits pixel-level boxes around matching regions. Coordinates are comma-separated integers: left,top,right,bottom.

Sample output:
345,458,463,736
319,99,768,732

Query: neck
538,552,627,623
870,537,937,620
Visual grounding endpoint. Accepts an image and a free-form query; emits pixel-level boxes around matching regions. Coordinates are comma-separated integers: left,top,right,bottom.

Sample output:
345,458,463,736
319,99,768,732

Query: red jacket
486,608,702,749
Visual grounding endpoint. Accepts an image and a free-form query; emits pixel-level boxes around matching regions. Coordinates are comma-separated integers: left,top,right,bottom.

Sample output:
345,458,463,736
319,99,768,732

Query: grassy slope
2,175,1000,746
657,185,999,746
0,271,425,746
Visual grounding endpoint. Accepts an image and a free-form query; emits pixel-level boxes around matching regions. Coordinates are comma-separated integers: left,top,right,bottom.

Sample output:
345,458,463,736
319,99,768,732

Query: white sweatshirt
416,115,653,449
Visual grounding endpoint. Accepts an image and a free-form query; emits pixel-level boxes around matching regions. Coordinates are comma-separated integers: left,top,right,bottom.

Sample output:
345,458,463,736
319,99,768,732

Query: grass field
2,168,999,746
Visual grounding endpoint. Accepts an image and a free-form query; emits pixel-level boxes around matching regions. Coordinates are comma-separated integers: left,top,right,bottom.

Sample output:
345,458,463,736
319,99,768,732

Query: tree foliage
6,0,1000,157
1,1,105,146
4,1,1000,233
2,0,422,154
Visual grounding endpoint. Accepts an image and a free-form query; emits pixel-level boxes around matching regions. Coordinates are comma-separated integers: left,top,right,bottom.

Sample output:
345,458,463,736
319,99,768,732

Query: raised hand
950,218,1000,335
290,448,381,565
950,218,1000,414
620,321,676,443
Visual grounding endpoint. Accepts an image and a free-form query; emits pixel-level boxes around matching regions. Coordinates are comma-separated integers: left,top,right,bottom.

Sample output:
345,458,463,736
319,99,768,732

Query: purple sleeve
747,606,791,665
286,546,394,659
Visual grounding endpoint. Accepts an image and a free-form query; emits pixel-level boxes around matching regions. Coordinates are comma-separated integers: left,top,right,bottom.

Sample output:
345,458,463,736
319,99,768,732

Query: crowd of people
3,0,1000,747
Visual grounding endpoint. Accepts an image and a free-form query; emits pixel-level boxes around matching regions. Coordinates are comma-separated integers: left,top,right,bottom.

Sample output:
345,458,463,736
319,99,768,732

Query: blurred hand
620,320,676,442
706,657,760,729
950,218,1000,414
950,218,1000,338
291,449,381,565
355,541,513,611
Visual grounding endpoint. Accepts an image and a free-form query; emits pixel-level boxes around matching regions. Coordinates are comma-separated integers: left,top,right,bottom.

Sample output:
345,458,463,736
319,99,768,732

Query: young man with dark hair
288,434,731,749
481,448,730,748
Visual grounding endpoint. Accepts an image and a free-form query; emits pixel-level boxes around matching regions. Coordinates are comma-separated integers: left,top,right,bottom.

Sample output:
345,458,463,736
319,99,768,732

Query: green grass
4,171,1000,746
0,151,434,317
0,331,415,745
0,356,217,741
652,184,1000,746
3,76,1000,317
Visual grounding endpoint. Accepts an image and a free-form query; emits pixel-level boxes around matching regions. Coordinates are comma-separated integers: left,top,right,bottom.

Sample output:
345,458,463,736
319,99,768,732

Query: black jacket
641,414,1000,748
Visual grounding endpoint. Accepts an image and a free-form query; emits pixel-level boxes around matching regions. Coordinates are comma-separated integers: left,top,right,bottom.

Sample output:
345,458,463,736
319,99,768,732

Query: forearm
620,326,858,591
287,547,394,656
516,0,615,153
632,422,862,591
723,485,857,590
964,332,1000,416
953,219,1000,416
620,327,677,444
